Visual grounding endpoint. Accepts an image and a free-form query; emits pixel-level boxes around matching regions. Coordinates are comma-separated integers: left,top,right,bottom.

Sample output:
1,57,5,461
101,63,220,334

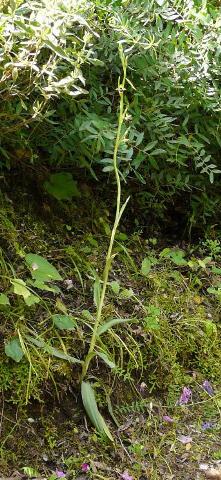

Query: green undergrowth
0,183,221,410
0,183,221,475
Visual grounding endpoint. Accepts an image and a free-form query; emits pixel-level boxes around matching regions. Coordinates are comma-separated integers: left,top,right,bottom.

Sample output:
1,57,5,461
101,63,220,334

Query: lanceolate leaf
45,345,81,363
25,334,82,364
81,382,114,441
96,351,116,369
97,318,134,336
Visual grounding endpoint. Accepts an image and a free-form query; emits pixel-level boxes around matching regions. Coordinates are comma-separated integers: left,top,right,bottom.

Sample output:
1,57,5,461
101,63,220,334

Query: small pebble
27,417,35,423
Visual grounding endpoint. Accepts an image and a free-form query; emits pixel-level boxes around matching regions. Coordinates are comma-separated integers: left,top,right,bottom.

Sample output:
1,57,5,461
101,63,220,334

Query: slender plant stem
81,48,128,380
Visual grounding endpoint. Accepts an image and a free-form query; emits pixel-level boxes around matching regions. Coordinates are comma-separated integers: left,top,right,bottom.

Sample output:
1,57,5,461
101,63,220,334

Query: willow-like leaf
81,382,114,441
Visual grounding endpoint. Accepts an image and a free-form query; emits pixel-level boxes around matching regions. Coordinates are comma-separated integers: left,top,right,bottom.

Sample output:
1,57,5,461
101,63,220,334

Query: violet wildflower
55,470,66,478
81,463,90,473
178,435,192,444
163,415,174,423
177,387,192,405
202,421,214,431
120,472,133,480
202,380,214,396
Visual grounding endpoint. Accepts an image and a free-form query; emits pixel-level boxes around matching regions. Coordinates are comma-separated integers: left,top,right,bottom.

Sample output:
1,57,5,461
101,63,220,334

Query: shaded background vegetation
1,0,221,235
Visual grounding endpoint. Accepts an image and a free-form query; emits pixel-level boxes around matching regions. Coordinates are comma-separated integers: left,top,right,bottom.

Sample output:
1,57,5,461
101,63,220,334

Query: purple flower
120,472,133,480
202,421,214,431
177,387,192,405
81,463,90,473
202,380,214,396
55,470,66,478
178,435,192,444
163,415,174,423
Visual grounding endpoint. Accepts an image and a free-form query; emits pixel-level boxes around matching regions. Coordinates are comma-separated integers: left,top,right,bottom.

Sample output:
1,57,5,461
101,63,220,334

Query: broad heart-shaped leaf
141,257,152,275
0,293,10,305
169,250,187,266
5,338,24,362
44,172,80,200
81,382,114,441
11,278,31,299
97,317,134,336
25,254,62,282
52,314,77,330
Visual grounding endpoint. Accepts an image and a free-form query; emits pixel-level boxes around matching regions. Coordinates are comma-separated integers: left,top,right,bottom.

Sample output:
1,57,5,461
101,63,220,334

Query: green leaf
110,281,120,295
120,288,134,299
22,468,40,478
97,318,134,336
96,351,116,369
44,40,72,63
25,334,82,364
11,278,31,299
52,314,77,330
81,382,113,441
5,338,24,362
31,280,61,293
141,257,152,276
160,248,171,257
143,316,160,330
24,294,40,306
89,58,105,66
44,172,80,200
211,266,221,274
25,254,62,282
0,293,10,305
82,309,94,321
160,249,187,266
204,320,217,336
169,250,187,266
44,345,81,363
135,131,144,146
